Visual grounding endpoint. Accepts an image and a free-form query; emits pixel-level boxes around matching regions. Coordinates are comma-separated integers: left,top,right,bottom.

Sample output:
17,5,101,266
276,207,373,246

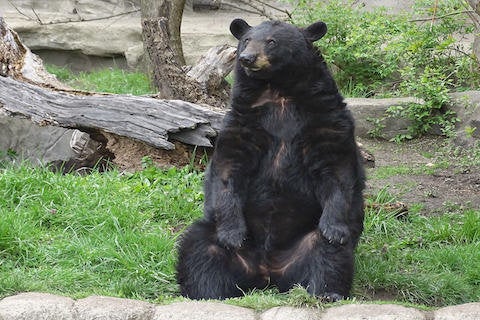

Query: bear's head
230,19,327,79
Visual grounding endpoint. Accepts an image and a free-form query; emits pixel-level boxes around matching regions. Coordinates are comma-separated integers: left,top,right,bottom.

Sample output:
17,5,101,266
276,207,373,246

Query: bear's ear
303,21,327,42
230,18,251,40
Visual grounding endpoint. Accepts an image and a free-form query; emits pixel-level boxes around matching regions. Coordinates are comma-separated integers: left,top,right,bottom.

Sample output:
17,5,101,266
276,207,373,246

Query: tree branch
222,0,291,20
6,0,140,26
409,10,475,22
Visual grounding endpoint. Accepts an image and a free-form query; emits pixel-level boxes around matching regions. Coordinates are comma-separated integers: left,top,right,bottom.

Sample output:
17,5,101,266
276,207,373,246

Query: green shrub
287,0,480,140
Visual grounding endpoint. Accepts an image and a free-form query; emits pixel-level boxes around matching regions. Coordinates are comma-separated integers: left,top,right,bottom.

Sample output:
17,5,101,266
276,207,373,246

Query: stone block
152,301,256,320
260,306,320,320
73,295,154,320
320,304,426,320
433,302,480,320
0,292,74,320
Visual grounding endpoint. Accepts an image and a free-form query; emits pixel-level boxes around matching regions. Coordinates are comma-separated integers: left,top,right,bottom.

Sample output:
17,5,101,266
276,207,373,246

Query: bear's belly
244,179,320,250
244,198,320,250
243,102,320,250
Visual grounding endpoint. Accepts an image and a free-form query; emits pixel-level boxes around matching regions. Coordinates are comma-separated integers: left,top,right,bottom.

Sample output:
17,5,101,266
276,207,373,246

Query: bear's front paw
319,218,350,245
217,226,246,249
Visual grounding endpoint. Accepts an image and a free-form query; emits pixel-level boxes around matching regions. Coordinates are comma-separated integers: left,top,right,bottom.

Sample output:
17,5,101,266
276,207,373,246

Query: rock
0,111,108,172
0,111,75,164
260,306,320,320
433,302,480,320
73,295,154,320
448,91,480,147
152,301,256,320
0,292,75,320
346,97,422,140
1,1,254,68
320,304,426,320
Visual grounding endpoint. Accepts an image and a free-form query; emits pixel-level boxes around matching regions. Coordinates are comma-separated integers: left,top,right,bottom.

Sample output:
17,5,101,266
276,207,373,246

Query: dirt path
361,137,480,214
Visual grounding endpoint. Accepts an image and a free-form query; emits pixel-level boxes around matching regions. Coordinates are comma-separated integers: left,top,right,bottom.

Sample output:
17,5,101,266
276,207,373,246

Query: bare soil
361,137,480,214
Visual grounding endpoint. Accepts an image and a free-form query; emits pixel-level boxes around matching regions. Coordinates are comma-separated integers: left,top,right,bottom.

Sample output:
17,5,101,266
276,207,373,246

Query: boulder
260,306,320,320
346,97,422,140
449,91,480,147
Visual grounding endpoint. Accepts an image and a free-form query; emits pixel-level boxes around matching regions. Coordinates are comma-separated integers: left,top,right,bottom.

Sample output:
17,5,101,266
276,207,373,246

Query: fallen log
0,76,224,150
0,75,225,170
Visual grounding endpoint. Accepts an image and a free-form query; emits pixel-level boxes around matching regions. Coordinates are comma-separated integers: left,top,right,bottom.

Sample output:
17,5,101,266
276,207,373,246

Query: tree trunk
467,0,480,62
139,0,232,106
141,17,202,100
141,0,186,66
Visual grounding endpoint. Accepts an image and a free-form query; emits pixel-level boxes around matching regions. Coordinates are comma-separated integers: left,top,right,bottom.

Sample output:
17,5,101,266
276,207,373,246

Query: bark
140,0,191,99
141,17,202,100
142,16,235,107
0,17,67,88
141,0,186,65
467,0,480,62
140,0,235,106
0,76,224,150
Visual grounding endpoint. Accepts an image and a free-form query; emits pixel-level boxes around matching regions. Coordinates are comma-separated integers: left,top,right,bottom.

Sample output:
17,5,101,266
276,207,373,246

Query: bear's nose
239,53,257,67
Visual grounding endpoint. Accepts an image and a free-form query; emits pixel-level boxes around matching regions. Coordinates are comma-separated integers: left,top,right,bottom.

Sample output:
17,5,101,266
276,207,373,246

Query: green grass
357,188,480,305
0,162,479,308
0,163,202,301
46,65,155,95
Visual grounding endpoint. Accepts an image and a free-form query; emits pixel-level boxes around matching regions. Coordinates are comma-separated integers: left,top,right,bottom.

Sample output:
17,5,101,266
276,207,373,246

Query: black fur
176,19,365,301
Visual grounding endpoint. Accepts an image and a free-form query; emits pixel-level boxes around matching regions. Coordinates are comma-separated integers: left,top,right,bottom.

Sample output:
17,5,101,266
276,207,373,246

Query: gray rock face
449,91,480,147
0,111,106,172
0,111,77,165
347,97,422,140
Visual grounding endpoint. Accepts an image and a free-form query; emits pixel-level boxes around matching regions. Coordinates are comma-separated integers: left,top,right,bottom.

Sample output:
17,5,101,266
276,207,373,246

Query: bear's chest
257,100,306,183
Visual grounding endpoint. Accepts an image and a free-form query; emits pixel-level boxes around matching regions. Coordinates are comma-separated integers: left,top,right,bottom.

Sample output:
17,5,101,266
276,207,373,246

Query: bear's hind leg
176,220,266,299
270,230,355,301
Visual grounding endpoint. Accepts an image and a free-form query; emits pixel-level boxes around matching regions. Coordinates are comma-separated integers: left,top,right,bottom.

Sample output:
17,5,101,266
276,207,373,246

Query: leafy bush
287,0,480,140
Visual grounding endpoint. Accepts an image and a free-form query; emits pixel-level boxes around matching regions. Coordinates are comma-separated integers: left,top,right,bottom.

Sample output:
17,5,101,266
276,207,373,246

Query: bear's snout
239,53,258,67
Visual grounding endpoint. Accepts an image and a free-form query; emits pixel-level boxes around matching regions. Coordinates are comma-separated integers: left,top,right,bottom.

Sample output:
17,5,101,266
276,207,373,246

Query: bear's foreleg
204,127,267,249
204,163,249,249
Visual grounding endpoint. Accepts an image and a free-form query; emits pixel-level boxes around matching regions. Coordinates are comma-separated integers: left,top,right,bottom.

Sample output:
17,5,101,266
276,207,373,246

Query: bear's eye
244,38,250,45
267,39,276,47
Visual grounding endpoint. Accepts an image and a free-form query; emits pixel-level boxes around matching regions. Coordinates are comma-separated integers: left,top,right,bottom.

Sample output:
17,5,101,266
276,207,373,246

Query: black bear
176,18,365,301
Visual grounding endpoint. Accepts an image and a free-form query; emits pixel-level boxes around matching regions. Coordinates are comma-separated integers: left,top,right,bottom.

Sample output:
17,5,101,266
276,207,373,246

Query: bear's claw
217,227,246,249
319,221,350,245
